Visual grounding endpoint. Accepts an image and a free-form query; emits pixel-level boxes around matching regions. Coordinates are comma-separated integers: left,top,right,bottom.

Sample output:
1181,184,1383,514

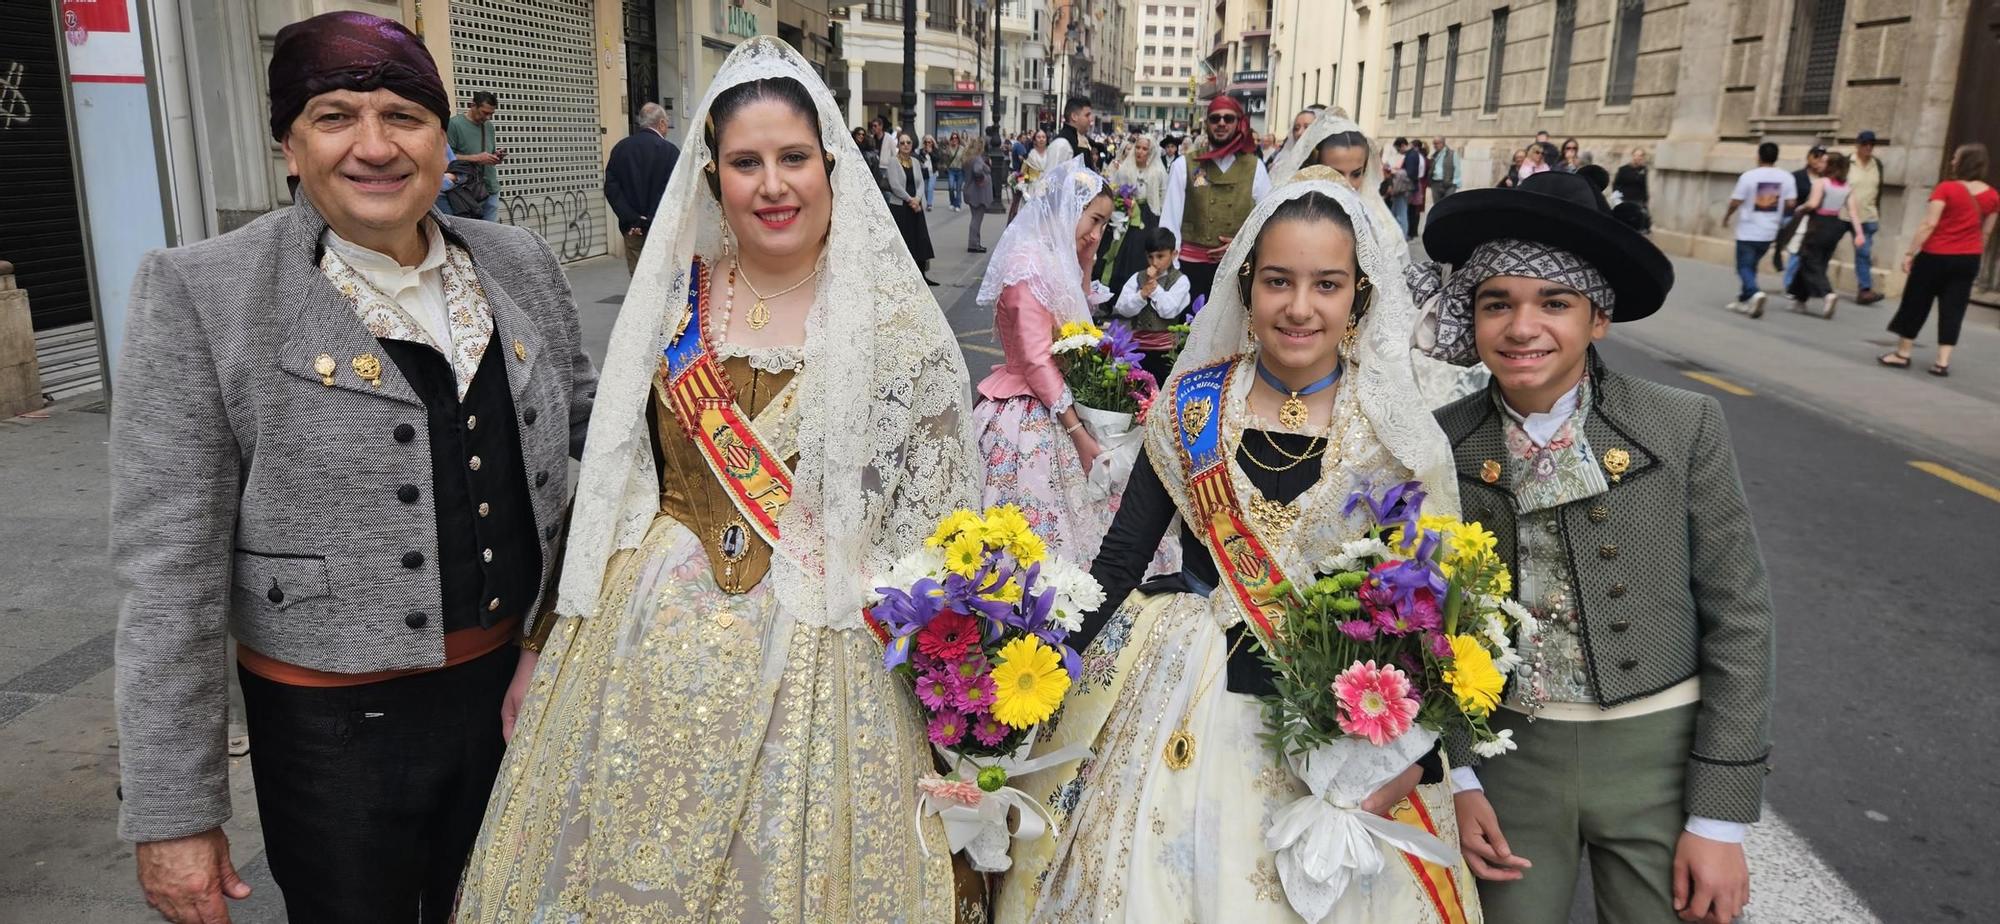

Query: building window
1180,66,1191,76
1413,34,1429,117
1183,26,1195,37
1605,0,1645,106
1314,68,1321,105
1545,0,1576,109
1356,61,1365,115
1780,0,1846,115
1142,85,1155,96
1330,63,1339,103
1146,25,1157,35
1146,66,1156,76
1484,8,1508,114
1442,24,1461,116
1147,4,1158,13
1185,6,1195,16
1389,42,1402,118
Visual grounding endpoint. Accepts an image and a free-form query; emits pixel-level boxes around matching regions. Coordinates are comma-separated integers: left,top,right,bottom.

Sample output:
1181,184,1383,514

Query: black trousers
1181,260,1220,309
238,644,515,923
1786,218,1849,300
1889,252,1983,346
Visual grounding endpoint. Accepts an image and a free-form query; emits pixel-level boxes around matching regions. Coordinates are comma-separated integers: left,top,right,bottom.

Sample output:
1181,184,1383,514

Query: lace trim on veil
556,37,980,629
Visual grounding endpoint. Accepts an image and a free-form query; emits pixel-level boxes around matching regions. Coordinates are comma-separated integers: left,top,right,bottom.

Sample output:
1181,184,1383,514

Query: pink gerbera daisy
1331,660,1420,746
916,668,957,712
928,709,968,748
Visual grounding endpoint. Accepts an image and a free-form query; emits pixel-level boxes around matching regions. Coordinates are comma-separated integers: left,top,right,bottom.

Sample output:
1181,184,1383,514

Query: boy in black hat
1408,171,1776,924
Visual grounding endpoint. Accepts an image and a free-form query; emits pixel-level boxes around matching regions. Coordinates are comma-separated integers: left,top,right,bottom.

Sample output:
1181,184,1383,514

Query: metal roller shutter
0,0,93,330
450,0,607,262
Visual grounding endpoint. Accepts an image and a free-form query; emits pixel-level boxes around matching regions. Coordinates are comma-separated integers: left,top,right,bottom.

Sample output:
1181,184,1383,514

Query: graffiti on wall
0,62,32,129
500,188,600,262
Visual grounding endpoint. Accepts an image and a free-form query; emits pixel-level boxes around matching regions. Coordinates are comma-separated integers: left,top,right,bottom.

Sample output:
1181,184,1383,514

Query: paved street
3,203,1996,921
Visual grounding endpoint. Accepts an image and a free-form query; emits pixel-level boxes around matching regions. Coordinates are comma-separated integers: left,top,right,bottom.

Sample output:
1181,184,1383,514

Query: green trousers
1475,703,1697,924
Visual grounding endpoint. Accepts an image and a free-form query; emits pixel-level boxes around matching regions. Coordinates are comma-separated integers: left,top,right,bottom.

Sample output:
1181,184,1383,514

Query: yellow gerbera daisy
943,534,987,577
990,637,1071,729
1444,634,1505,717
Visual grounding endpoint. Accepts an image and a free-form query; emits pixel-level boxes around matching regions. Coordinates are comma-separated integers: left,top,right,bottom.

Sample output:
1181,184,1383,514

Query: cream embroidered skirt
459,513,955,923
1014,591,1483,924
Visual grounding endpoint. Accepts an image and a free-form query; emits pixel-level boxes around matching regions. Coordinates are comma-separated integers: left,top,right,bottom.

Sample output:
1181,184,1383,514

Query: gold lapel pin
352,353,382,388
514,340,527,362
313,353,337,387
1603,448,1632,483
1480,459,1502,484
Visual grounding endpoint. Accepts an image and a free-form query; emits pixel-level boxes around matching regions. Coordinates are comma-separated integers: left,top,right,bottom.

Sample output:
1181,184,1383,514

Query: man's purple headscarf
267,12,450,141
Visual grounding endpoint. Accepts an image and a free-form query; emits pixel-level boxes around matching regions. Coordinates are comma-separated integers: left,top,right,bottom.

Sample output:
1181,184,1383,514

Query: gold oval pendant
1163,730,1195,770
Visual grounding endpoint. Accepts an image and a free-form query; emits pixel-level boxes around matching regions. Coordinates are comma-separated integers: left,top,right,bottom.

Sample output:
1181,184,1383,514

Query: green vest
1182,154,1258,251
1130,268,1184,333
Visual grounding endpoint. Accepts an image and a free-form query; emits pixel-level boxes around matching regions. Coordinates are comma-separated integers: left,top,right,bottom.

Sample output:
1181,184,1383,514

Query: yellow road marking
1909,461,2000,504
1681,371,1754,396
961,343,1004,357
957,327,994,338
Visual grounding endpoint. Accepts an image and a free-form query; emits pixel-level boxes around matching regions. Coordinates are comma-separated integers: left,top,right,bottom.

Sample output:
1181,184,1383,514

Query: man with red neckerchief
1157,95,1272,306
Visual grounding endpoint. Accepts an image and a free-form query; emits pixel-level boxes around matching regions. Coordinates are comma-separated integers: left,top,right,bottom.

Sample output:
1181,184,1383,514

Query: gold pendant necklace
1165,630,1252,770
1278,393,1310,429
735,258,820,332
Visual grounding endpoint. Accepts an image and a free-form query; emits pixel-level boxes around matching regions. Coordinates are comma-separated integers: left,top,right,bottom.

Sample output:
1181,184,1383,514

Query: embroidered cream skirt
1014,591,1483,924
459,513,955,923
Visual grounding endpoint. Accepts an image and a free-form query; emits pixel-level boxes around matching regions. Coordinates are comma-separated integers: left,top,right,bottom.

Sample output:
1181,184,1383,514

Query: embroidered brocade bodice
649,356,798,594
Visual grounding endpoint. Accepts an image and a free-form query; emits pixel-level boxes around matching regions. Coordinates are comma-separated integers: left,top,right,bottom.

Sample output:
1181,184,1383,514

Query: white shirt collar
1501,378,1586,448
323,219,446,288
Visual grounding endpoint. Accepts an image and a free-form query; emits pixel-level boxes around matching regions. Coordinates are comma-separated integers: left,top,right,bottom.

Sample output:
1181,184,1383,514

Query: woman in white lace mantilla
1000,173,1483,923
459,38,978,922
971,156,1121,563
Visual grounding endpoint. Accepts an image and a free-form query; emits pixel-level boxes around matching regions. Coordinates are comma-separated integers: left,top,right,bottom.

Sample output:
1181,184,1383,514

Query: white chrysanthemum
1039,557,1106,632
1050,333,1099,355
869,546,946,602
1497,596,1538,637
1471,728,1518,759
1318,537,1392,573
1481,611,1524,674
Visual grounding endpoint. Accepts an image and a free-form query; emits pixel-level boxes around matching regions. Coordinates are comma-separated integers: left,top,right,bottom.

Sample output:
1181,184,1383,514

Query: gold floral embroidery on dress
458,515,954,922
319,241,494,400
1248,857,1285,903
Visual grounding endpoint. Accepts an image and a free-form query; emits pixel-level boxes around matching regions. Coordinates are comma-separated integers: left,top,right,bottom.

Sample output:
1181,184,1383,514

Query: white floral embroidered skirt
974,395,1111,563
1026,592,1482,924
458,513,954,923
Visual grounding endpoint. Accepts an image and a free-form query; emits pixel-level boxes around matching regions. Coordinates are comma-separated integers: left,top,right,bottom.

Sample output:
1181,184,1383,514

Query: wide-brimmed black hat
1421,171,1673,321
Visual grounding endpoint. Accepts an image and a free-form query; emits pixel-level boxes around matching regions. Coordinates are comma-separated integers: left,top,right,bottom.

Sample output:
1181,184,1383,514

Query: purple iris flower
1115,183,1139,200
873,578,946,669
1188,294,1206,318
1100,321,1144,368
1343,480,1428,539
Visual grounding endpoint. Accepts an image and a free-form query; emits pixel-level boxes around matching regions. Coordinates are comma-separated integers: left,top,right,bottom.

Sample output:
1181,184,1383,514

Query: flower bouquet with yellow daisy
1257,481,1533,917
864,505,1106,872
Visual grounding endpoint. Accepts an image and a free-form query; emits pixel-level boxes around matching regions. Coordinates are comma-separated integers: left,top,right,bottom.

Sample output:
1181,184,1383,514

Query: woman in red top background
1881,143,1997,376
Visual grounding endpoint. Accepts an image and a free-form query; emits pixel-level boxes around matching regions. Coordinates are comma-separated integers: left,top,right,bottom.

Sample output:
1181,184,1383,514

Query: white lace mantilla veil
1270,112,1409,272
555,36,979,629
974,153,1104,326
1152,175,1460,521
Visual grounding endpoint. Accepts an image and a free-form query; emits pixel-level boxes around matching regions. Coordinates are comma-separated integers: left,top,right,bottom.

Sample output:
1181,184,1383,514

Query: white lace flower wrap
1264,731,1459,920
975,153,1105,328
556,36,980,630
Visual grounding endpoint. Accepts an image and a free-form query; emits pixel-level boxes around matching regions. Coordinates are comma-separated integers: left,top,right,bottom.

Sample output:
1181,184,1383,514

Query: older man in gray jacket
110,12,595,923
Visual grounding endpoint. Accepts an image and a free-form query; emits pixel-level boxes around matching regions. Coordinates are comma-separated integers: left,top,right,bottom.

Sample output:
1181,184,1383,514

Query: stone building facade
1371,0,1981,297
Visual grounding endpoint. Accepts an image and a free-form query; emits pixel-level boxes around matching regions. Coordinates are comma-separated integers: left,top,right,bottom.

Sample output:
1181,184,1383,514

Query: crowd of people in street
102,12,1993,924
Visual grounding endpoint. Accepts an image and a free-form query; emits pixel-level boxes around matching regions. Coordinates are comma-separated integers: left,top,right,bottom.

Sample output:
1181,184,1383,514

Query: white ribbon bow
1074,405,1145,501
1264,731,1458,921
916,738,1094,873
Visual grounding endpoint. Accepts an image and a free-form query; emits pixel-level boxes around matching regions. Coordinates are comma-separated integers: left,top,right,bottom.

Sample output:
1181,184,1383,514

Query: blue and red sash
1171,359,1289,644
658,259,794,549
